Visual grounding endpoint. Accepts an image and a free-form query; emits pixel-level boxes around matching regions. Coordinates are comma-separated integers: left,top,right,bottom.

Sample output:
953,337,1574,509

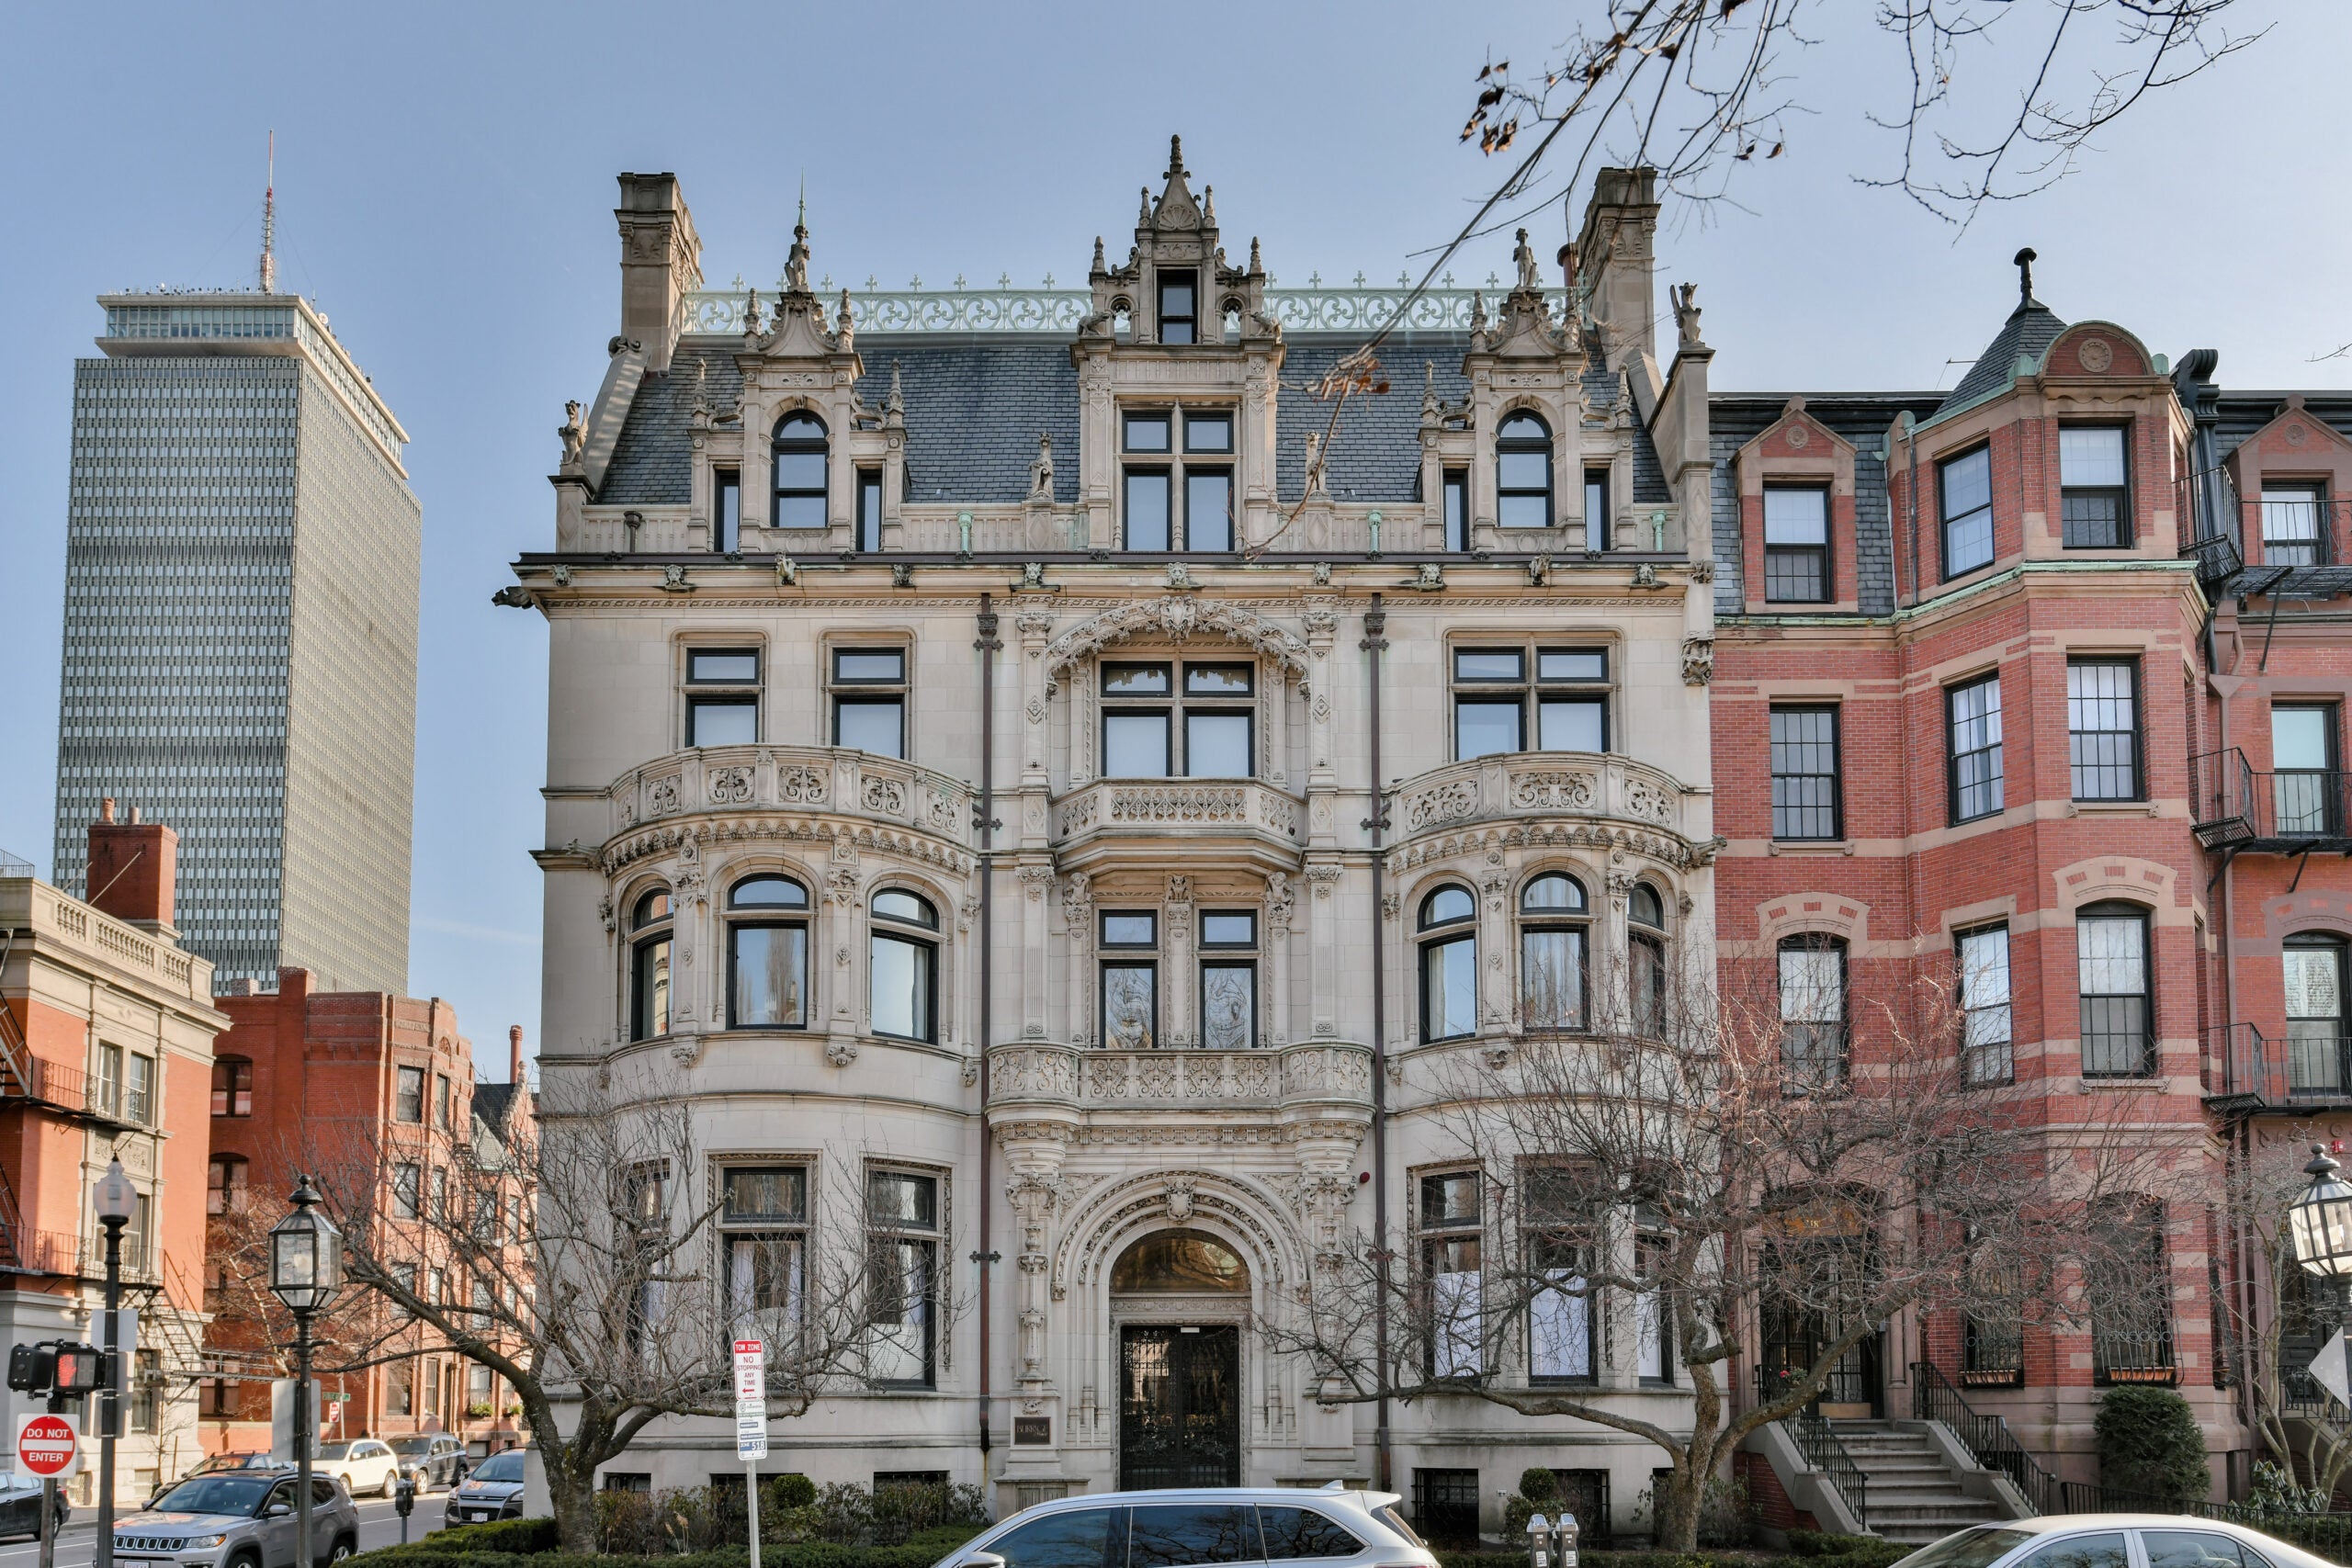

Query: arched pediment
1044,597,1312,693
1050,1168,1304,1303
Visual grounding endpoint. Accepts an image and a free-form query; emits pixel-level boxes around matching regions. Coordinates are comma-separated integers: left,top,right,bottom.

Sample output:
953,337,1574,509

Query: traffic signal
6,1343,54,1393
51,1345,103,1394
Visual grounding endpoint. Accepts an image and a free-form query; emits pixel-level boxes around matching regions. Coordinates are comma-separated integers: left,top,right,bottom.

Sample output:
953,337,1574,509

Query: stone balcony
595,744,974,871
1050,776,1305,873
1385,750,1716,871
986,1040,1374,1130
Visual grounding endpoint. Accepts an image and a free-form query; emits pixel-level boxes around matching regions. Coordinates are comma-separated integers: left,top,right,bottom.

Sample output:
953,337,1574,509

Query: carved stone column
1016,864,1055,1039
1061,873,1095,1048
1264,873,1295,1048
1302,600,1340,851
825,857,862,1067
1305,863,1342,1039
1069,665,1095,788
1604,863,1635,1035
1017,609,1057,852
1164,875,1194,1047
1479,862,1511,1030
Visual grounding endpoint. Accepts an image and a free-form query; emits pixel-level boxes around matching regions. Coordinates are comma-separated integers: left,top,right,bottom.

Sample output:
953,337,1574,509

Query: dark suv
388,1434,465,1491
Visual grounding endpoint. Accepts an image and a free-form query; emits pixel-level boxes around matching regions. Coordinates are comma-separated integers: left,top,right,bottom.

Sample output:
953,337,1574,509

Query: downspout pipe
1361,594,1394,1492
974,596,1001,1473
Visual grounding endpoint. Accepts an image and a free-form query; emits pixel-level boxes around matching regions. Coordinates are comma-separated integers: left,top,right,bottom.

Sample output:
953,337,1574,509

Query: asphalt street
0,1493,474,1568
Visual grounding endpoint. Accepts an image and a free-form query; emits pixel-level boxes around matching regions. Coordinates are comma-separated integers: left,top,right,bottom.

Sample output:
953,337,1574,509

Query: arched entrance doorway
1112,1229,1248,1489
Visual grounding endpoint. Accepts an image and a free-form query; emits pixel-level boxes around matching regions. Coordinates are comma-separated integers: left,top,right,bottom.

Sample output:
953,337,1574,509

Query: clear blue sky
0,1,2341,1071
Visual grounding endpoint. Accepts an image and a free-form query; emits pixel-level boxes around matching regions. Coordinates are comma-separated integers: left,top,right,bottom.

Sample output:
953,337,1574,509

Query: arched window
2076,901,2152,1077
771,412,829,529
870,890,938,1043
2285,933,2347,1093
1497,412,1554,529
1778,935,1847,1089
207,1154,249,1216
629,890,673,1043
1519,874,1589,1032
1419,886,1478,1042
1631,885,1668,1039
1111,1230,1249,1293
210,1055,253,1117
728,875,809,1031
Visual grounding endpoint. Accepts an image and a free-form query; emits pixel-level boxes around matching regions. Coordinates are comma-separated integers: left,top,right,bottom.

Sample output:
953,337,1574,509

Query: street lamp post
2290,1145,2352,1281
269,1178,343,1568
92,1159,135,1568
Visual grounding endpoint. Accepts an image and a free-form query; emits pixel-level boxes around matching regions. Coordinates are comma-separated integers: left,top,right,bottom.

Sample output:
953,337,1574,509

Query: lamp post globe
269,1177,343,1568
2290,1145,2352,1280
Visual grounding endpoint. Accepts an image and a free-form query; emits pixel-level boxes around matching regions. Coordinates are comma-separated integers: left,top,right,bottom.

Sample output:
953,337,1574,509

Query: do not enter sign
17,1414,76,1478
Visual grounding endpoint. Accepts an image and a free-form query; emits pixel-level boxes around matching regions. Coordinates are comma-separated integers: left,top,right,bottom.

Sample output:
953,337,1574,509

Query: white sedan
313,1438,401,1498
1894,1517,2334,1568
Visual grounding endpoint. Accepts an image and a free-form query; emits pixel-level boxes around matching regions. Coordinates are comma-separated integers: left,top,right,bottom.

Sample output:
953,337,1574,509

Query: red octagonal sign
17,1414,75,1478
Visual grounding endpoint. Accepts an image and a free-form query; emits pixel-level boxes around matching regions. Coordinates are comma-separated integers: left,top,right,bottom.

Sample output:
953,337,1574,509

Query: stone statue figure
1672,282,1703,349
558,401,586,470
1514,228,1541,291
1028,433,1055,500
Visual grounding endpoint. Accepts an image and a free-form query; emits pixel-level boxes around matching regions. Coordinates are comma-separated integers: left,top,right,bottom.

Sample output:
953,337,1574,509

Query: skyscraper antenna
259,130,277,294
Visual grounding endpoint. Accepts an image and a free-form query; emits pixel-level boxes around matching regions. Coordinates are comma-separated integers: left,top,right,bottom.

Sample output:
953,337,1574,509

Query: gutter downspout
1361,594,1394,1492
974,595,1001,1474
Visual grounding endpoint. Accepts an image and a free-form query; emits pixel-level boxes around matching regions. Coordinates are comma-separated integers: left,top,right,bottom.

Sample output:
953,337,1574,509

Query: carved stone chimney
1576,166,1661,375
86,797,178,935
615,173,704,375
508,1024,525,1086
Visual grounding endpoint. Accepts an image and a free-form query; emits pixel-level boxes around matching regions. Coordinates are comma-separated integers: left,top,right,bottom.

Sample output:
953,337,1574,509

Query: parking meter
1526,1513,1551,1568
395,1474,416,1543
1556,1512,1579,1568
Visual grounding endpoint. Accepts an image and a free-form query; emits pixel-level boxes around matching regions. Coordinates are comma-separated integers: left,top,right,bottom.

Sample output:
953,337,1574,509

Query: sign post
734,1340,767,1568
19,1409,77,1568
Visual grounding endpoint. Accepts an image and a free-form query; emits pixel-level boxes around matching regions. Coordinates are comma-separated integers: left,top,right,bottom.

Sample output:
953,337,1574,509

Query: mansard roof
1934,297,2068,419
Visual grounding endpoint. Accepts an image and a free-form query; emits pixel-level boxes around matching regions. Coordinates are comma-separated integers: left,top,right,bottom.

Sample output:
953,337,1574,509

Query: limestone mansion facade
511,146,2352,1535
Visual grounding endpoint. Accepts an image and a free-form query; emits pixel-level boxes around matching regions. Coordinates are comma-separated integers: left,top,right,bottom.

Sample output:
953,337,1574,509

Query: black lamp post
2290,1145,2352,1282
92,1158,134,1568
269,1178,343,1568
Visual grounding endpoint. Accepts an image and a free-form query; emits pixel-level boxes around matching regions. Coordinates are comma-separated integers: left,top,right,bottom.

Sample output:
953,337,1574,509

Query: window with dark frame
1770,705,1842,840
1157,271,1197,344
867,1169,941,1387
869,891,938,1043
1100,909,1159,1050
1450,645,1611,761
831,647,907,759
1121,409,1236,550
211,1056,252,1117
1101,661,1254,778
2284,934,2348,1094
394,1066,425,1124
1957,924,2014,1086
2088,1196,2174,1384
2067,658,2142,801
1497,412,1554,528
2078,902,2154,1077
1947,672,2005,824
1419,886,1477,1043
720,1166,807,1351
727,874,810,1030
2272,704,2340,837
713,470,741,553
1762,485,1829,602
1443,469,1469,552
1778,935,1849,1089
855,468,883,553
1417,1172,1483,1380
1634,1224,1675,1383
685,648,760,748
1518,874,1589,1032
770,412,829,529
1939,446,1994,577
2262,483,2326,567
1584,468,1611,550
1630,885,1668,1040
1198,909,1257,1051
2060,426,2130,548
1523,1165,1597,1384
629,890,673,1042
1411,1469,1482,1549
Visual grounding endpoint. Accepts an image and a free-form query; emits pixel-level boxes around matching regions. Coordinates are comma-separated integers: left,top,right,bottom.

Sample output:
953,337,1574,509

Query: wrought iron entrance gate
1119,1325,1239,1488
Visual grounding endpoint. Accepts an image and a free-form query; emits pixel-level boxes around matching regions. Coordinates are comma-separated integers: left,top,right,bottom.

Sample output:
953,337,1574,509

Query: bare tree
1264,953,2178,1549
2220,1134,2352,1502
295,1087,954,1553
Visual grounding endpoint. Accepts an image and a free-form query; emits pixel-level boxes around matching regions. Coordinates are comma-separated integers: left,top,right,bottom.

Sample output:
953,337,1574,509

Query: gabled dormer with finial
1070,137,1286,553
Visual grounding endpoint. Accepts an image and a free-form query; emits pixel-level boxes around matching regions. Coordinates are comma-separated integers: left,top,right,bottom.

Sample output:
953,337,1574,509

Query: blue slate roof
1934,300,2067,419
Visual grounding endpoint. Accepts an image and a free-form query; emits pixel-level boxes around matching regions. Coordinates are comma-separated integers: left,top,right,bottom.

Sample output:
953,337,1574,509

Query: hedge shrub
2094,1387,2210,1506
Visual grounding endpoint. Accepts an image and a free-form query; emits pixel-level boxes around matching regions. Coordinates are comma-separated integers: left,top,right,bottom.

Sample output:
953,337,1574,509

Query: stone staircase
1830,1419,2010,1544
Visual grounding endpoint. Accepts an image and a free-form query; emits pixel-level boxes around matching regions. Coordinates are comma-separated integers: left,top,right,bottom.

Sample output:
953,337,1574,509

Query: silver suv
112,1470,360,1568
935,1486,1437,1568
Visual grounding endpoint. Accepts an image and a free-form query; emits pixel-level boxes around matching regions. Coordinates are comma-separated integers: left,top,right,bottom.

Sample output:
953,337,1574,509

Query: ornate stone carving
1688,558,1715,584
708,766,753,806
826,868,860,907
1059,872,1093,928
1043,598,1311,693
1014,607,1056,638
1162,1175,1196,1223
1681,636,1715,687
1508,770,1596,811
862,776,907,816
1017,865,1056,900
597,896,615,934
1621,775,1677,826
826,1037,859,1067
775,765,827,804
1402,776,1480,831
648,775,681,818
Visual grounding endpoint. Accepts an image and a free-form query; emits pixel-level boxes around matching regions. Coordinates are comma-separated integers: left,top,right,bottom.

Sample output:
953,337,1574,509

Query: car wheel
322,1536,356,1568
381,1472,399,1499
226,1551,262,1568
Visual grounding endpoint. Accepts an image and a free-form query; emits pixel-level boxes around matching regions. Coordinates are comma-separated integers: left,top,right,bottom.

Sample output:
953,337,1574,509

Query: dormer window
1158,271,1197,344
1763,486,1830,603
2060,426,2130,548
771,412,829,529
1497,412,1554,528
1122,408,1234,552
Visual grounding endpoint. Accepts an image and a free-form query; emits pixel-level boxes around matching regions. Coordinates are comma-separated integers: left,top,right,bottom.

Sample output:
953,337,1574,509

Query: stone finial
886,360,904,416
1421,361,1439,419
1091,236,1107,276
1203,185,1216,226
1470,289,1488,334
558,400,586,472
2014,246,2040,310
743,287,763,336
689,357,710,418
1166,134,1185,177
836,288,855,337
1139,186,1152,225
1248,236,1263,276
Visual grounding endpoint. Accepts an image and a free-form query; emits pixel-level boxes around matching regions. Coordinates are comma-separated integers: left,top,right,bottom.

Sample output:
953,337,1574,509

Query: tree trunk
1651,1457,1702,1551
548,1459,600,1555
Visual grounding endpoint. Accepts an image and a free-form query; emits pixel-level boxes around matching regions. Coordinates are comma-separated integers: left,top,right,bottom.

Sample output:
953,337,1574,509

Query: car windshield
149,1476,280,1517
390,1438,435,1456
473,1452,525,1483
1893,1529,2039,1568
314,1443,356,1461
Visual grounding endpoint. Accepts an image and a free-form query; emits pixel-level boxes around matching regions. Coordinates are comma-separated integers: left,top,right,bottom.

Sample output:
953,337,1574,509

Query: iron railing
1961,1319,2025,1387
2179,530,2245,589
2192,749,2352,850
2092,1327,2178,1386
1781,1409,1868,1521
1913,1359,2056,1515
2207,1022,2352,1107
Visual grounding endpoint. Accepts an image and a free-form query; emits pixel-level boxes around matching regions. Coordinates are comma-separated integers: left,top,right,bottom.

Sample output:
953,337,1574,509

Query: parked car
112,1469,359,1568
1893,1517,2336,1568
0,1472,69,1540
313,1439,401,1500
927,1484,1435,1568
444,1449,528,1527
386,1434,465,1492
152,1455,279,1506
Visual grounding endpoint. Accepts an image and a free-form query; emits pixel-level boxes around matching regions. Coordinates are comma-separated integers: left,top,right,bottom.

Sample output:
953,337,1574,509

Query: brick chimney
508,1025,525,1086
86,799,176,935
615,173,703,375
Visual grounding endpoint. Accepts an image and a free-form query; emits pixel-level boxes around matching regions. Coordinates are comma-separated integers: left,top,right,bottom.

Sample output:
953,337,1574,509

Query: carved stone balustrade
986,1041,1374,1140
1385,751,1718,874
595,744,975,878
1051,777,1305,873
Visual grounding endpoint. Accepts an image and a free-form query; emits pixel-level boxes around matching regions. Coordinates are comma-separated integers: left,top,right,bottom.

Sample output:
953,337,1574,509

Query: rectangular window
1101,910,1158,1050
2283,939,2346,1093
713,469,741,554
1183,412,1233,454
386,1360,413,1417
1102,662,1252,777
1957,925,2014,1086
1779,938,1849,1089
2060,426,2130,548
2262,483,2325,567
2079,907,2153,1077
1184,469,1234,552
1939,446,1994,577
2067,658,2142,801
430,1166,447,1221
95,1044,121,1117
392,1163,420,1220
125,1053,153,1125
1158,271,1197,344
1182,663,1252,776
395,1066,425,1124
1770,705,1842,840
867,1170,941,1387
1411,1470,1481,1549
686,647,761,748
1198,910,1258,1053
730,919,808,1030
722,1167,808,1351
1102,662,1172,777
211,1057,252,1117
1417,1173,1482,1380
2088,1199,2174,1384
2272,704,2340,837
1947,672,2005,824
1124,468,1171,551
1523,1168,1595,1384
1450,645,1611,761
435,1074,451,1129
855,468,883,553
1124,411,1171,453
1634,1230,1673,1383
831,648,907,759
1762,486,1829,603
1584,468,1611,550
1453,648,1523,759
1443,469,1469,553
